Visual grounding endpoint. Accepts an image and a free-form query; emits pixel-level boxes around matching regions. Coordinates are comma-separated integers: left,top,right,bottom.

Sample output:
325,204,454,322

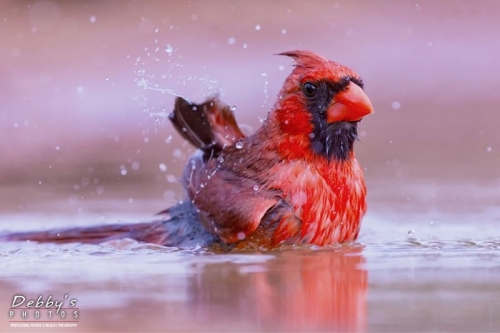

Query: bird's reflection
190,246,367,332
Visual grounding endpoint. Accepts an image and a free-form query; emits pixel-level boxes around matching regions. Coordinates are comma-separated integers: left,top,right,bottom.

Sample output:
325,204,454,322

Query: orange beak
326,82,374,123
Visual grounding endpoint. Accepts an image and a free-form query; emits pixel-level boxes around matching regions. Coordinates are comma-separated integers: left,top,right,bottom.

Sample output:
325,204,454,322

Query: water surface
1,181,499,332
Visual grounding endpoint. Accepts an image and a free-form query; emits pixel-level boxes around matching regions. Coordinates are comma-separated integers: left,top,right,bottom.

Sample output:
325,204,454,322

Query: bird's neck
310,121,358,162
261,112,357,163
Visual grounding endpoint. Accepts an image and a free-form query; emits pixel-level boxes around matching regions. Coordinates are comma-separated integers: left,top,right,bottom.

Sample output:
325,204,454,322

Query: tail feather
169,96,245,153
0,201,216,247
0,222,166,245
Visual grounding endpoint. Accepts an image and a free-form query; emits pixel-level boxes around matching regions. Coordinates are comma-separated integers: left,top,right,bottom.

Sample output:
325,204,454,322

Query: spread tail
0,201,216,247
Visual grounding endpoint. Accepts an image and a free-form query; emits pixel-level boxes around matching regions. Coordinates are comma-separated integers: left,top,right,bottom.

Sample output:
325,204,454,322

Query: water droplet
235,142,243,149
255,24,261,30
90,16,96,23
131,161,140,170
292,191,308,206
237,232,246,240
311,141,324,152
120,169,127,176
230,105,237,111
165,135,173,144
55,146,60,150
228,37,236,45
278,65,284,71
261,72,268,77
253,185,259,191
96,185,105,194
173,148,183,158
282,29,287,34
392,101,401,110
159,163,167,172
486,146,492,152
81,177,90,187
165,44,173,54
192,106,198,111
407,229,415,235
243,43,248,49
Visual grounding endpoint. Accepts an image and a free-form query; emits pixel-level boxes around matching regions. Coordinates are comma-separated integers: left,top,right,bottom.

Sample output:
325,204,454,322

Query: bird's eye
302,82,317,98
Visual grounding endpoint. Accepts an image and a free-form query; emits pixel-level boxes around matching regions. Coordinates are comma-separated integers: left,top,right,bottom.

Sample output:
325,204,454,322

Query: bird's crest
277,50,329,69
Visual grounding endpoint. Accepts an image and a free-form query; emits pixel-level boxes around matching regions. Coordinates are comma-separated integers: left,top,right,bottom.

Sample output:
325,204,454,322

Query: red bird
1,51,373,248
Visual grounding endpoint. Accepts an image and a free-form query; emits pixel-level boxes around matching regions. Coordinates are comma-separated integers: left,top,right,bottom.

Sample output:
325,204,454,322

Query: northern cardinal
1,50,373,248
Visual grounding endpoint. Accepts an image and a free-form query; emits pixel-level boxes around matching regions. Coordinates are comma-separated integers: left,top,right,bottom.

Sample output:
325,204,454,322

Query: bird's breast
265,159,367,245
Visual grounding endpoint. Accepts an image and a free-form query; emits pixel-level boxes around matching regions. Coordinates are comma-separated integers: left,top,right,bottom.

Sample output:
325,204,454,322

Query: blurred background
1,1,499,332
1,0,499,217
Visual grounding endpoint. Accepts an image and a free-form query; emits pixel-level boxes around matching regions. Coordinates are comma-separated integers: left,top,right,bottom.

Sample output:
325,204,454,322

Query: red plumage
1,50,373,248
176,50,374,247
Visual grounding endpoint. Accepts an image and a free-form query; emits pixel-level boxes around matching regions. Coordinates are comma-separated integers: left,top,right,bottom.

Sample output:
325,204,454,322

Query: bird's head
270,50,374,162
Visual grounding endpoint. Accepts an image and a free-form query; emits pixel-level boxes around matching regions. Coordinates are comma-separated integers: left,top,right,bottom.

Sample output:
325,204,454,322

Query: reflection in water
0,242,367,332
190,247,367,332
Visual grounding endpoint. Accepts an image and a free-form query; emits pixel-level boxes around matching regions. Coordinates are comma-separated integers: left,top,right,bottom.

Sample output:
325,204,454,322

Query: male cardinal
1,50,373,248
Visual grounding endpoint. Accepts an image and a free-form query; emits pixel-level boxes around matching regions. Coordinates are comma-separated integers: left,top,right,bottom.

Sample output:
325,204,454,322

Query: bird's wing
182,155,301,244
169,96,245,154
